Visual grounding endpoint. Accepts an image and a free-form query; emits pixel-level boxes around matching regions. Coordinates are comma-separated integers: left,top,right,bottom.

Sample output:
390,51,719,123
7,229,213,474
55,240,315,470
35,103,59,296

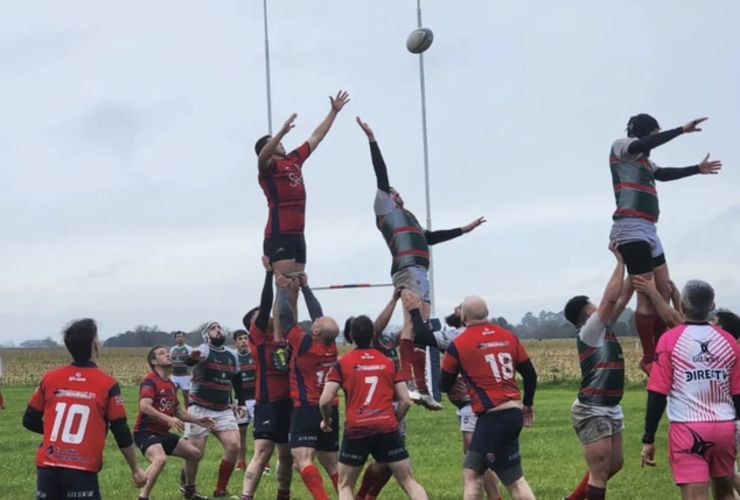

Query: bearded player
357,116,485,407
255,91,350,338
171,331,194,409
22,319,146,499
609,114,721,374
181,322,245,500
134,346,216,500
274,273,340,500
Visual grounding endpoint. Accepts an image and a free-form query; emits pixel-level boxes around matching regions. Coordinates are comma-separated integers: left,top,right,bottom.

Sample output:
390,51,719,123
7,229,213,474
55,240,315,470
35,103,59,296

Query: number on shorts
50,402,91,444
363,376,378,405
484,353,514,382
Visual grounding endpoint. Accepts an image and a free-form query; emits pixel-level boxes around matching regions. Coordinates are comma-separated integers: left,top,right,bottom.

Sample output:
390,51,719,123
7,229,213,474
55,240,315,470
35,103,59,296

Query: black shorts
253,399,293,443
289,405,339,451
263,234,307,264
37,467,101,500
339,431,409,467
465,408,523,482
134,431,181,456
617,241,666,276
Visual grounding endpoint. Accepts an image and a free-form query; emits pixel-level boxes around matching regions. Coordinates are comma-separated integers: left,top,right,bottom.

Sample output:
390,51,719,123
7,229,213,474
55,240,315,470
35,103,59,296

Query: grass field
0,342,678,499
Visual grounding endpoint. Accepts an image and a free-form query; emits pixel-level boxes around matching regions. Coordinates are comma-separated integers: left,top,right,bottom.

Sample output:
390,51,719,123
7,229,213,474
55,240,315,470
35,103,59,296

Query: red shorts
668,421,736,485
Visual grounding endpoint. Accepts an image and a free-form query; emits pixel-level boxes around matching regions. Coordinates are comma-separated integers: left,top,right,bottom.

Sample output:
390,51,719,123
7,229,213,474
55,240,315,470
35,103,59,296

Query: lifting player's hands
168,417,185,433
608,240,623,263
262,255,273,272
698,153,722,175
132,466,147,488
632,275,658,297
280,114,297,136
275,272,292,289
356,116,375,141
298,273,308,288
522,405,535,427
682,117,707,133
401,290,423,311
320,418,332,433
641,443,657,468
462,217,486,234
330,90,350,112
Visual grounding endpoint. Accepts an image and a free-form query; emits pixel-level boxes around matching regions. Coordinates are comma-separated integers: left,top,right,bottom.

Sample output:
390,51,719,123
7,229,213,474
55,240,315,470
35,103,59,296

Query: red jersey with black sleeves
286,324,338,407
27,362,128,472
327,348,403,438
249,321,290,403
134,372,179,435
259,142,312,237
441,323,530,414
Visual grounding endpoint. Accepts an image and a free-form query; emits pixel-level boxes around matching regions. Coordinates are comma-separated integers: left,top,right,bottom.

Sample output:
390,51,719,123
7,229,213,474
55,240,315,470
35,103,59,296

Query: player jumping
255,91,350,338
641,280,740,500
562,242,630,500
23,319,147,500
440,296,537,500
134,346,216,500
357,116,485,407
609,114,721,374
274,273,340,500
321,315,430,500
171,330,193,409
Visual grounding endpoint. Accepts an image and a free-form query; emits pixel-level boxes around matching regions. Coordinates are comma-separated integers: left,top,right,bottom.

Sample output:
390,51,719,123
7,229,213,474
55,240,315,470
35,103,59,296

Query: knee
610,456,624,476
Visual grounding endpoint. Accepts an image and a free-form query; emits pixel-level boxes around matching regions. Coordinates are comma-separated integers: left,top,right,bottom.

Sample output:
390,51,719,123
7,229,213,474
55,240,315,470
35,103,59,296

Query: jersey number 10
485,353,514,382
50,402,91,444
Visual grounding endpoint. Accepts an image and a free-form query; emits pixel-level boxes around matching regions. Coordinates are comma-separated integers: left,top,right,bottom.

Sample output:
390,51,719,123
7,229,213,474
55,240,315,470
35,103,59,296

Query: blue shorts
392,266,431,303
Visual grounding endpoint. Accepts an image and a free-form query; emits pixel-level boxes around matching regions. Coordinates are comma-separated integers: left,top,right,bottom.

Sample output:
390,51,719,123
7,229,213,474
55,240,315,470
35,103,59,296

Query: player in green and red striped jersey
170,331,193,409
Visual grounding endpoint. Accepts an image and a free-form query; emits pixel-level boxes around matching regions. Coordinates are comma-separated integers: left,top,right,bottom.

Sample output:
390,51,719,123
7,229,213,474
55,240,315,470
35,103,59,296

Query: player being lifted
357,116,485,407
171,330,193,409
134,346,216,500
440,297,537,500
562,243,630,500
255,91,350,338
273,274,340,500
182,322,245,500
23,319,146,500
321,315,430,500
608,114,721,374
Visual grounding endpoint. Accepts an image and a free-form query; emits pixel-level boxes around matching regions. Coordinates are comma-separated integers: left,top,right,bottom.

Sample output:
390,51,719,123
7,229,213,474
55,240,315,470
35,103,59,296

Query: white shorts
609,219,664,258
171,375,192,391
184,405,238,439
237,400,256,426
457,405,477,433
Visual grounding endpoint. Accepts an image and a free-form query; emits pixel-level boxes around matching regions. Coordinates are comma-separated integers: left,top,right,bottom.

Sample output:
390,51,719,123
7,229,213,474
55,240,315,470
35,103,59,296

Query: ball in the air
406,27,434,54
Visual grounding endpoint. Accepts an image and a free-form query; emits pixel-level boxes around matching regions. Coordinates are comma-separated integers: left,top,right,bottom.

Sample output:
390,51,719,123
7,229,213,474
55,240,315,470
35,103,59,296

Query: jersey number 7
363,376,378,405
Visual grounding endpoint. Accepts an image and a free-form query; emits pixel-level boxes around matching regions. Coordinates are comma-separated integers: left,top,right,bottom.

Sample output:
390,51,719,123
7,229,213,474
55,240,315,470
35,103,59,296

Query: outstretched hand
330,91,350,112
280,113,297,135
356,116,375,140
699,153,722,175
462,217,486,234
683,117,707,133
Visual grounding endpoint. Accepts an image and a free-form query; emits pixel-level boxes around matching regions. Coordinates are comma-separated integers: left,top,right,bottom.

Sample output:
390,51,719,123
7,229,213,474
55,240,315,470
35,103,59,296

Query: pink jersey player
643,320,740,491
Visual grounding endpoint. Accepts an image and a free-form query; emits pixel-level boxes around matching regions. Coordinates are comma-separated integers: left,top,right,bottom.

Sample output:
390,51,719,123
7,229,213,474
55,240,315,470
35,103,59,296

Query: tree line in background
97,308,639,348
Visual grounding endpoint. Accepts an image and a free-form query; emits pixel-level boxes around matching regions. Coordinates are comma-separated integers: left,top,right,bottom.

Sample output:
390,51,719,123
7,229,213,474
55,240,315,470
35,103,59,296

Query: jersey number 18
484,353,514,382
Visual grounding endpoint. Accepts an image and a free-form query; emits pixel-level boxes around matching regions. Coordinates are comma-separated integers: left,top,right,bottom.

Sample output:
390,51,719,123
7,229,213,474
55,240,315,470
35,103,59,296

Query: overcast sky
2,1,739,344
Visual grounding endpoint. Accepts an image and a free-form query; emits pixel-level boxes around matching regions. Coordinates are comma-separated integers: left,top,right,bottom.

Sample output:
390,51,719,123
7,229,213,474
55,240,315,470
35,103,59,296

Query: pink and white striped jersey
648,324,740,422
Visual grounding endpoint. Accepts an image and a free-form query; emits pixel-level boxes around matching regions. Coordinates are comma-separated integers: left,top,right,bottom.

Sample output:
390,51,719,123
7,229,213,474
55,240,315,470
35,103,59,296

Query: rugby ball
406,27,434,54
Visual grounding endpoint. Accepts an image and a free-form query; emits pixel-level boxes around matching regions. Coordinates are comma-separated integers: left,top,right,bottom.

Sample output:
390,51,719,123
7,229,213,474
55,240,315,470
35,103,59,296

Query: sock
566,472,590,500
330,472,339,492
216,459,236,492
0,393,4,408
399,339,415,383
366,466,393,497
356,465,379,499
276,489,290,500
653,315,667,345
299,465,329,500
413,348,428,393
585,485,606,500
635,312,655,364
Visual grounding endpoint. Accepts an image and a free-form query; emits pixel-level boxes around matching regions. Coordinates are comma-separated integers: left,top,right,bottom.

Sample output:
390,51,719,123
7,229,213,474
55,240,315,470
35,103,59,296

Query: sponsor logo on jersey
684,368,729,383
360,352,376,360
68,372,87,382
354,364,386,371
692,340,720,363
476,341,510,349
53,389,97,400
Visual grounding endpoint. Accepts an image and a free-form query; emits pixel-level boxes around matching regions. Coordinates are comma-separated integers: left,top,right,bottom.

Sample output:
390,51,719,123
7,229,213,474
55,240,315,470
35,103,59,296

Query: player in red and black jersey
241,257,293,500
22,319,146,500
273,273,339,500
320,315,429,500
254,90,350,339
440,297,538,500
134,346,216,500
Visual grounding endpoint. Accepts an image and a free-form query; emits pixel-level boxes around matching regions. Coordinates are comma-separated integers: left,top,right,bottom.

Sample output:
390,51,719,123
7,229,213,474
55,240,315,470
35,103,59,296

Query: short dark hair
243,307,260,331
715,311,740,340
564,296,590,327
627,113,660,139
233,329,249,342
343,316,356,344
174,330,185,338
63,319,98,363
255,135,271,156
147,346,164,370
351,315,375,349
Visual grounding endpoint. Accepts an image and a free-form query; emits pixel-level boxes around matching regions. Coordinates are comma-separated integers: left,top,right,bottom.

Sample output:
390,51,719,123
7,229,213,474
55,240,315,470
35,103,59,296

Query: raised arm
425,217,486,245
626,117,706,156
254,258,275,332
357,117,391,193
275,279,297,343
654,153,721,182
299,275,323,321
597,242,627,324
258,114,297,171
375,288,401,335
306,91,350,152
